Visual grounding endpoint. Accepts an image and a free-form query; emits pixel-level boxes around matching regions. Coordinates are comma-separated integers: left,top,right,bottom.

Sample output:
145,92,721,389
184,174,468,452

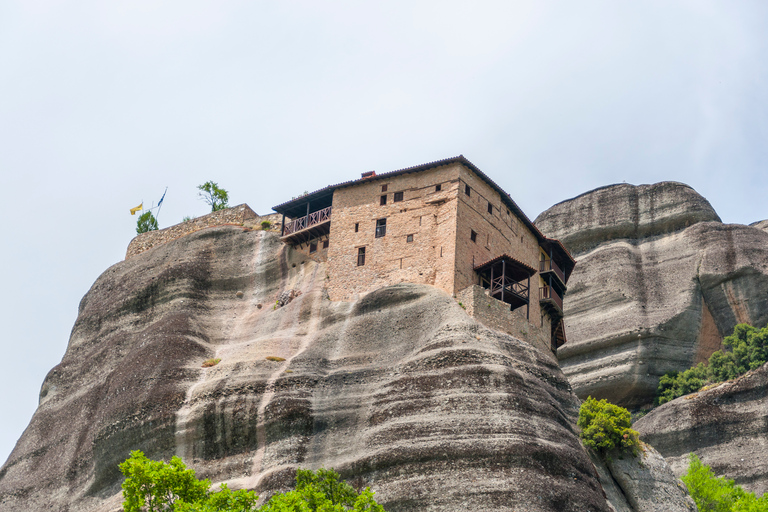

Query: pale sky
2,1,768,466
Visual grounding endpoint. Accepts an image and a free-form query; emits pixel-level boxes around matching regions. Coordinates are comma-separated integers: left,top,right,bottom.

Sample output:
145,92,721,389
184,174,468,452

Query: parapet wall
126,204,275,259
456,285,554,360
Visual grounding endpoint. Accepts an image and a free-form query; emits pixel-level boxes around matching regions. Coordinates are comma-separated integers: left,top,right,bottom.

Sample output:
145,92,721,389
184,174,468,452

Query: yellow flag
130,203,143,215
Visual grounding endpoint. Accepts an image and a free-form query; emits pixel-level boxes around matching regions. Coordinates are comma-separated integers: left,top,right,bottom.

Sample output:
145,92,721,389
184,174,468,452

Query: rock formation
535,182,768,409
0,226,630,512
635,362,768,496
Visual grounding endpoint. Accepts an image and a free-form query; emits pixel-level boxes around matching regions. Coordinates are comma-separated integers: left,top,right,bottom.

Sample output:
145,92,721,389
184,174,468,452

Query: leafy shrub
682,453,768,512
119,451,386,511
578,397,640,456
137,211,159,234
202,358,221,368
656,323,768,405
198,181,229,212
261,220,272,230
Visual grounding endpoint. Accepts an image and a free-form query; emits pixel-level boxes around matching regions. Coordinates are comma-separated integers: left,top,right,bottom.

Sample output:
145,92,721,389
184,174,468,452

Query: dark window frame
487,202,493,214
309,242,318,253
354,223,359,232
470,230,477,243
465,184,471,196
357,247,366,266
322,240,329,249
435,183,442,192
380,195,387,205
406,234,414,243
375,218,387,238
381,184,388,192
393,191,404,202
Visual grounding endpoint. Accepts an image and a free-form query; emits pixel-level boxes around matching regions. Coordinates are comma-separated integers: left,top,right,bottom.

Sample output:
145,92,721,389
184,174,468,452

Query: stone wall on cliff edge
534,182,768,409
0,226,619,512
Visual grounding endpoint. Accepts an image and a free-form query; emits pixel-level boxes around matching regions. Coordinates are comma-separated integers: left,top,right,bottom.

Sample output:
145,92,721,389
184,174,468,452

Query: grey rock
0,226,613,512
535,182,768,408
635,362,768,496
750,219,768,233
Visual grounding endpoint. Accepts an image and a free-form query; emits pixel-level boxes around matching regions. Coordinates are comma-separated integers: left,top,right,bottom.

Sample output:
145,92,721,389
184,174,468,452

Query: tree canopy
136,211,159,234
682,453,768,511
119,451,385,511
577,396,640,456
198,181,229,212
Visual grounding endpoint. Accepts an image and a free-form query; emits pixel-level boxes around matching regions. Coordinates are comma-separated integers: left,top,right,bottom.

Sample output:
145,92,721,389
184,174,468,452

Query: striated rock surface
0,226,618,512
591,446,696,512
535,182,768,408
750,219,768,233
635,363,768,496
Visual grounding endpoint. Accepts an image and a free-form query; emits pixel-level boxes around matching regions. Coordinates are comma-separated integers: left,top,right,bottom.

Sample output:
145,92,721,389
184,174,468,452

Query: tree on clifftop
136,211,159,234
198,181,229,212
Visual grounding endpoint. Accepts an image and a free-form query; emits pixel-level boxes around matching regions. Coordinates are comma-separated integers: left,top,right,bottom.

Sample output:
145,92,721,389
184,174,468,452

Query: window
465,184,471,196
381,184,388,192
435,184,442,192
380,195,387,205
470,230,477,242
354,223,359,232
406,234,414,243
322,240,329,249
375,218,387,238
394,191,403,202
487,202,493,214
357,247,366,266
309,242,317,253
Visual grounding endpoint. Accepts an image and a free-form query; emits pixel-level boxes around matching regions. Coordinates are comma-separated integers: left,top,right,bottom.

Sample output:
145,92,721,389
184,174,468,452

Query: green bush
577,397,640,456
261,220,272,230
137,211,159,234
656,323,768,405
682,453,768,512
119,451,386,511
198,181,230,212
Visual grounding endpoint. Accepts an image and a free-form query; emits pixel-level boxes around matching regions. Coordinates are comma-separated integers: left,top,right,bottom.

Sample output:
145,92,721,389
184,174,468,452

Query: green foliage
183,216,194,223
261,220,272,230
137,211,159,234
198,181,230,212
682,453,768,512
119,450,214,511
656,323,768,405
260,468,385,512
120,452,385,512
578,397,640,456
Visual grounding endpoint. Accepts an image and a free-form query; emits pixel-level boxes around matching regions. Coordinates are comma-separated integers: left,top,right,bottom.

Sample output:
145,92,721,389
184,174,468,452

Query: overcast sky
2,1,767,466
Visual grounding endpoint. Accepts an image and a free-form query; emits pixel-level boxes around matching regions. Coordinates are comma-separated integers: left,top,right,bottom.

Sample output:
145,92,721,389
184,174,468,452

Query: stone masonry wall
456,285,555,360
326,163,461,301
125,204,273,259
454,166,545,323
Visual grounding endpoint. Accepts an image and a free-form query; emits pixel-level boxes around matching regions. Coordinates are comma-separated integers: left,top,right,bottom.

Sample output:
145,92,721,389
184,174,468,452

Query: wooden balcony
540,285,563,316
281,206,331,245
539,258,566,287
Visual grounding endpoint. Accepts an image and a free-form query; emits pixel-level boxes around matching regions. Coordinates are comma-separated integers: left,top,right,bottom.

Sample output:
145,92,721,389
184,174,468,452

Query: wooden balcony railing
540,285,563,312
540,258,565,285
490,275,529,303
283,206,332,236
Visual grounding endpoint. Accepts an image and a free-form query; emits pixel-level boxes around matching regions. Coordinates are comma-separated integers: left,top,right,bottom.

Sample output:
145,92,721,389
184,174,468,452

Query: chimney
361,171,376,179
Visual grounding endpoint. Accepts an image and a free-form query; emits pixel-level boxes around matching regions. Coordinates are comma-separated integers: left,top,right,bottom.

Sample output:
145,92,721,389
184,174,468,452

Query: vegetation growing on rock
119,451,385,511
656,323,768,405
682,453,768,511
577,397,640,456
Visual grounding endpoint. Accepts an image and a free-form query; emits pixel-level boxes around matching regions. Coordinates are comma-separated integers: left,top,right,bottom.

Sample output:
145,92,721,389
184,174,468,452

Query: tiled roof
473,253,537,276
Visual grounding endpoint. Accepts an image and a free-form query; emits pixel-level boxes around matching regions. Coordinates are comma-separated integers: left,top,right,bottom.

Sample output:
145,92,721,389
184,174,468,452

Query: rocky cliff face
635,362,768,496
535,182,768,408
0,226,628,512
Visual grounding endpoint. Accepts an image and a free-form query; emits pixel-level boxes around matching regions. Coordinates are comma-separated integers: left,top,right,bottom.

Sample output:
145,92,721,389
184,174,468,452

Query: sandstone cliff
535,182,768,408
0,226,625,512
635,362,768,496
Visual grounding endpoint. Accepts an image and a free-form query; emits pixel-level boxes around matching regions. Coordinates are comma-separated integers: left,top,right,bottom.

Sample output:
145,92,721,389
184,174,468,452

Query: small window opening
309,242,317,253
419,216,422,226
470,230,477,243
354,223,359,232
487,202,493,214
440,246,443,257
486,234,490,247
406,234,414,243
394,191,403,202
375,218,387,238
399,258,403,269
506,209,510,216
322,240,329,249
381,184,388,192
465,184,471,196
435,183,442,192
380,195,387,206
357,247,366,266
